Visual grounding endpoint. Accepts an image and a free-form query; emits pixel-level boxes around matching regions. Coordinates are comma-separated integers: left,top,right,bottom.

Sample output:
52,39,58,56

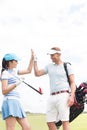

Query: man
34,47,76,130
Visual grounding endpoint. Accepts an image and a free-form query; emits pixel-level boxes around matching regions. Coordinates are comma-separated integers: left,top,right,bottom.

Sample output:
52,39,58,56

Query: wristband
34,55,37,62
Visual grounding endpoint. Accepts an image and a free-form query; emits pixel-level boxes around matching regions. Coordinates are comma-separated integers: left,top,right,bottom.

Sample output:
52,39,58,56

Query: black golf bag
55,82,87,129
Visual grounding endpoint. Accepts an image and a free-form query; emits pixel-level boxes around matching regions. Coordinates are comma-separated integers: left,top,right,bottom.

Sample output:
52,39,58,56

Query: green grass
0,112,87,130
70,113,87,130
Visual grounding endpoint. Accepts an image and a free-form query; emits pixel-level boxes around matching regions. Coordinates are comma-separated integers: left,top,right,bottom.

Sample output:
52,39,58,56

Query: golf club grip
23,81,42,95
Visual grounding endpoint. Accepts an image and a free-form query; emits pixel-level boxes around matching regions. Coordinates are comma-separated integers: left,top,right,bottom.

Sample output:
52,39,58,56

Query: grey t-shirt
44,63,74,93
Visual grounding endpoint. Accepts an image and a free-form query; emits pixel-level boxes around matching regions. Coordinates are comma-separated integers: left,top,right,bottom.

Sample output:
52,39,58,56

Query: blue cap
4,53,20,61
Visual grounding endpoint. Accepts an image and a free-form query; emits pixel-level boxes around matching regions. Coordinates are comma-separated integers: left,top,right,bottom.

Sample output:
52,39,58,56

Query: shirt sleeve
67,63,74,76
1,70,9,80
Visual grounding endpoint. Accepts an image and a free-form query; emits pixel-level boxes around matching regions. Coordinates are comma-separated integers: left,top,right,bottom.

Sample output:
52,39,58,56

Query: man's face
50,53,60,63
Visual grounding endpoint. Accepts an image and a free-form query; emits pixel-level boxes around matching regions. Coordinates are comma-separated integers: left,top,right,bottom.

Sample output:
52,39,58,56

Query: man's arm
68,74,76,106
34,61,46,76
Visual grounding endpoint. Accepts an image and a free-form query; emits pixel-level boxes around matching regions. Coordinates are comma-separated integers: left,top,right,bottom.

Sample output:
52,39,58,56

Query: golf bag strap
63,62,71,85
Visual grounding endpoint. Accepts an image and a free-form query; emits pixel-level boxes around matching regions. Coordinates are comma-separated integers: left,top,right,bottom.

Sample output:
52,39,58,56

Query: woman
1,50,34,130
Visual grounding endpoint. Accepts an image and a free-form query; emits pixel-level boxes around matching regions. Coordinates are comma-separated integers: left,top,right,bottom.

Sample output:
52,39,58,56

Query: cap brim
47,50,61,55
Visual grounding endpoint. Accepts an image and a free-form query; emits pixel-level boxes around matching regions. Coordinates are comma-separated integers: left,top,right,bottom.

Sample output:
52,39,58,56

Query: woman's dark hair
1,58,9,73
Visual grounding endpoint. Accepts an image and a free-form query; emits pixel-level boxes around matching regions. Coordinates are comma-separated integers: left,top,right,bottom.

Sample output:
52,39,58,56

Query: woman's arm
18,49,34,75
1,79,20,95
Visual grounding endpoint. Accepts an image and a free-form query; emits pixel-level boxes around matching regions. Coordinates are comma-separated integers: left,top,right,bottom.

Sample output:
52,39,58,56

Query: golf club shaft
22,81,42,95
15,76,42,95
4,69,42,95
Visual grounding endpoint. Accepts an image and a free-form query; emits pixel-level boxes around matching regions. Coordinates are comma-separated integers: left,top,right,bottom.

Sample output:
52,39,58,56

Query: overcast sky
0,0,87,113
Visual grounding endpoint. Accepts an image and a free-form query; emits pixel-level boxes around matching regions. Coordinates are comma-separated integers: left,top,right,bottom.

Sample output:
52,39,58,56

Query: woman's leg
17,117,31,130
5,117,16,130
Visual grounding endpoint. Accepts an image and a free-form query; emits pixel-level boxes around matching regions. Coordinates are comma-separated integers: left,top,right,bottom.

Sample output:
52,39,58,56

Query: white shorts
46,92,70,123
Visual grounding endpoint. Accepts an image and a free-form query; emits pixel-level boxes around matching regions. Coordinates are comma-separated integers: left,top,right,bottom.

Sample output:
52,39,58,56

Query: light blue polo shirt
1,69,20,98
44,63,74,93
